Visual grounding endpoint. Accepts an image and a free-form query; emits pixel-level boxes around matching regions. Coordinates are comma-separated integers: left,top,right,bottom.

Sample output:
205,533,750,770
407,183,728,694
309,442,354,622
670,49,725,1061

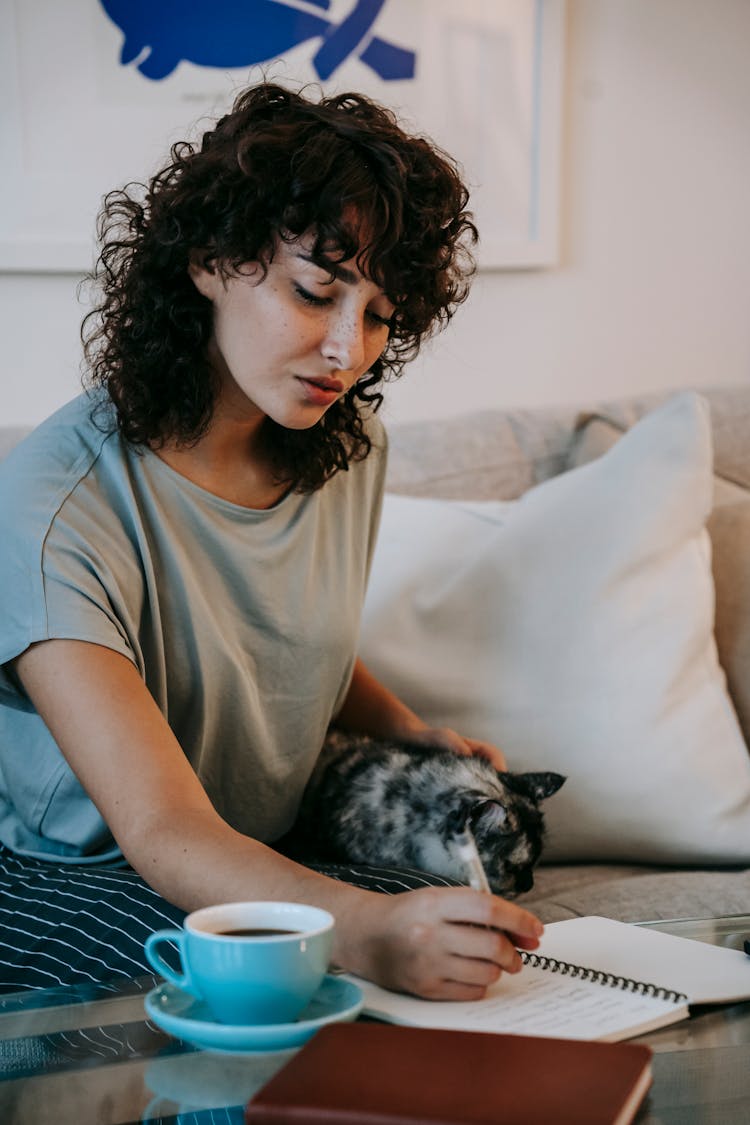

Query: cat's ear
470,798,508,832
504,772,566,801
447,797,507,835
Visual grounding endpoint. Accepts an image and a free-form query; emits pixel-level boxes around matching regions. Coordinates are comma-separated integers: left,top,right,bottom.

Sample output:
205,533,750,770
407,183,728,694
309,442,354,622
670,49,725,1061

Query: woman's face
189,233,394,431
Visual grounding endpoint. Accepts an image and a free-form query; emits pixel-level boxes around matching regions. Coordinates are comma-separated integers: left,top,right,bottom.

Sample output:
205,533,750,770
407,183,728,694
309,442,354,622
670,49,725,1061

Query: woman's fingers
446,886,544,943
398,726,508,773
463,736,507,772
423,980,490,1002
445,920,524,974
357,886,543,999
514,930,547,951
396,960,501,1002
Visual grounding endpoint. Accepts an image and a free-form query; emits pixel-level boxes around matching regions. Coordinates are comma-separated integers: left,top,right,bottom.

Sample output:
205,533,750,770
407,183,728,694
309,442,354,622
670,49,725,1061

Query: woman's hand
336,661,507,771
396,726,507,773
345,885,543,1000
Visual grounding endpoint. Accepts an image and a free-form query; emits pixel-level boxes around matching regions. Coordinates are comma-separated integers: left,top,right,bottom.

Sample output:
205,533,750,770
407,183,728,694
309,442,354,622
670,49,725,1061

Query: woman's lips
296,376,345,405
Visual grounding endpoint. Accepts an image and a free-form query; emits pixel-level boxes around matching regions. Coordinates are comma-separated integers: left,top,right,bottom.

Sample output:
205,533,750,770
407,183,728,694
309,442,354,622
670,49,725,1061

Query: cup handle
145,929,198,996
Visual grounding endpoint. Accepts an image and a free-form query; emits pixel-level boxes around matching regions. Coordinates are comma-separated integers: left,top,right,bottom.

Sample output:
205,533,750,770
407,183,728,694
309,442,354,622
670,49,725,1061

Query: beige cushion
361,393,750,864
385,386,750,503
385,406,581,500
578,384,750,491
568,414,750,750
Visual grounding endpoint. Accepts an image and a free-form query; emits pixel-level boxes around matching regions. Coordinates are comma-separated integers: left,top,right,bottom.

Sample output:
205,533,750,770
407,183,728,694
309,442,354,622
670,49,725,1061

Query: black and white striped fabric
0,845,458,994
0,845,186,993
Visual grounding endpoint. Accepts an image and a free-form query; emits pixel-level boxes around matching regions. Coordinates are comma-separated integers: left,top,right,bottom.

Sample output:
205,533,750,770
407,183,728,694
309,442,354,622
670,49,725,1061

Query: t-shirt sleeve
0,473,137,710
40,516,140,661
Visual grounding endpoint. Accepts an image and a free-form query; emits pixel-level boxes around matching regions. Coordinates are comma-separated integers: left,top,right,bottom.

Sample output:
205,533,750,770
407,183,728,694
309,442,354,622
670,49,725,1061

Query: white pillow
360,392,750,863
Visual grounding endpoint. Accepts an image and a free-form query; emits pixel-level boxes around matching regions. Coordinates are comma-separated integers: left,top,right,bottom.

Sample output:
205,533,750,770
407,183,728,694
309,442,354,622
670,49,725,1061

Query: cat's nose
516,870,534,893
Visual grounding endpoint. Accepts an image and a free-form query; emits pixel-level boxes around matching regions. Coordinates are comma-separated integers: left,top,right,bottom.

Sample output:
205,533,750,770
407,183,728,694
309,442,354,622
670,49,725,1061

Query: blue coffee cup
145,901,334,1025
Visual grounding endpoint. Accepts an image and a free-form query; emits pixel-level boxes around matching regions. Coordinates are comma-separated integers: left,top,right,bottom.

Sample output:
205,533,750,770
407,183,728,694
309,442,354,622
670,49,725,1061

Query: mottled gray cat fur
289,732,565,896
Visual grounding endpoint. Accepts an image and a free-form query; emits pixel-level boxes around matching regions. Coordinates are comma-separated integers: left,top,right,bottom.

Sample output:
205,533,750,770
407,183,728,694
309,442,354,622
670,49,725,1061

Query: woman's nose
321,311,366,373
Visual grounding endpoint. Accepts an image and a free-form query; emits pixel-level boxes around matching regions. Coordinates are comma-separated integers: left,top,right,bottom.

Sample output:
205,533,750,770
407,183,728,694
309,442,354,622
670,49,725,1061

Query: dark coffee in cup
217,928,299,937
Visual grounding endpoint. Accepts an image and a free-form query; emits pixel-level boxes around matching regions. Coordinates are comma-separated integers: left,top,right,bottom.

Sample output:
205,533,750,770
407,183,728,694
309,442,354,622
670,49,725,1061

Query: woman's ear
188,251,219,301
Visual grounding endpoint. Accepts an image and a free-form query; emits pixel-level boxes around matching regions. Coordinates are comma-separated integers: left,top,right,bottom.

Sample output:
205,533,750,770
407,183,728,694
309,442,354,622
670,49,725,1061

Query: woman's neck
154,406,291,510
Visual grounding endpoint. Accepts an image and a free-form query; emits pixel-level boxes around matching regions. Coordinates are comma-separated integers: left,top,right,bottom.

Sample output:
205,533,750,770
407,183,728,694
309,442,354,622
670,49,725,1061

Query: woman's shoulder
365,409,388,452
336,409,388,496
354,408,388,471
1,390,115,466
0,392,119,537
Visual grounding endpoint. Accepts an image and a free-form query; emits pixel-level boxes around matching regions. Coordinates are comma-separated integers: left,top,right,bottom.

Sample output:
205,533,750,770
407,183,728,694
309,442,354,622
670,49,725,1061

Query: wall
3,0,749,429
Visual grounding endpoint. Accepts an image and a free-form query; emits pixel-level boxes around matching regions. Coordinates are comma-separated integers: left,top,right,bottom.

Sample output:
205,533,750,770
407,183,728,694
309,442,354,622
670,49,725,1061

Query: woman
0,82,542,996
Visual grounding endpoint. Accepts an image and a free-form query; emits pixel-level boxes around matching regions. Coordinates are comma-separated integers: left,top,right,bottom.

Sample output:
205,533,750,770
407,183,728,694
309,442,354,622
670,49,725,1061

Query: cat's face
449,770,565,896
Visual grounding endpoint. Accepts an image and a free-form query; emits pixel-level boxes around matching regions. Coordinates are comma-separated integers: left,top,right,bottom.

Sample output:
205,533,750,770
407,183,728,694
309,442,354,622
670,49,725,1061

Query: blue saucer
144,974,363,1052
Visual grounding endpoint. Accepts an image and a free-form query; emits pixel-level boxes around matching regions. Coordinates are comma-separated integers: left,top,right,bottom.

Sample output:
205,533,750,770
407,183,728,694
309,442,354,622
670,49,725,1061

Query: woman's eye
294,284,331,308
367,309,393,329
294,283,392,329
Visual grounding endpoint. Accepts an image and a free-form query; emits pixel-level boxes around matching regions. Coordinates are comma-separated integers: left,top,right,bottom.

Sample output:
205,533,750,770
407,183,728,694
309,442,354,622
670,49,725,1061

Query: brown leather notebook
245,1022,653,1125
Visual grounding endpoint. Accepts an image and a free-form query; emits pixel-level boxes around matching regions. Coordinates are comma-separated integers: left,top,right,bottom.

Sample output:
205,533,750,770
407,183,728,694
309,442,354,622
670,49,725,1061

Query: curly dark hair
82,81,477,491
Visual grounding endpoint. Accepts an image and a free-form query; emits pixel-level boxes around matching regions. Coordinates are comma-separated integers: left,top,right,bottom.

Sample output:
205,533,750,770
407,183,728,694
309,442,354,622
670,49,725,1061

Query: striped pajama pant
0,844,457,994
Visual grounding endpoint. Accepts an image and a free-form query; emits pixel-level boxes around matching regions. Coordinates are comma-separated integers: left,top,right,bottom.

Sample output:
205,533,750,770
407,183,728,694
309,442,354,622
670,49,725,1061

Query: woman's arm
335,657,507,771
13,640,539,997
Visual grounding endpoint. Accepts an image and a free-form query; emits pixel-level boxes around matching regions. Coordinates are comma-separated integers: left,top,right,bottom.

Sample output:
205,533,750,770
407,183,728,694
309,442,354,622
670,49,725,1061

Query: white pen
453,824,492,894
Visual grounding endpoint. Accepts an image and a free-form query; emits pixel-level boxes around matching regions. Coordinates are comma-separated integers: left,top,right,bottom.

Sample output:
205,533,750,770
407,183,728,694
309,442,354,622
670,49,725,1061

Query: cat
289,731,565,896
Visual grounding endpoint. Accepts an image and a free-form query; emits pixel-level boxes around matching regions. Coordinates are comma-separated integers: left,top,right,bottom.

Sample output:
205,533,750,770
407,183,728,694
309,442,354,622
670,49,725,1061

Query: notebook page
536,917,750,1004
353,962,687,1043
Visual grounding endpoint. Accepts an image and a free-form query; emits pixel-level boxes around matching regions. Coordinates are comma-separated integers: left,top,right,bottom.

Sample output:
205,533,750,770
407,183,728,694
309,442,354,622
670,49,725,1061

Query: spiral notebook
350,916,750,1043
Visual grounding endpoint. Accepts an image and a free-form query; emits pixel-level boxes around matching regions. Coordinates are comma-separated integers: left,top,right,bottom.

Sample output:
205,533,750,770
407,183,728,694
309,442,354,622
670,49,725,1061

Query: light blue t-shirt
0,393,386,863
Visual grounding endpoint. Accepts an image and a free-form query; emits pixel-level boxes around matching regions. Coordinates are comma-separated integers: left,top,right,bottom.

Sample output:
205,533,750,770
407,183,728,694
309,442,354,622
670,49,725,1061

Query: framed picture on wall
0,0,565,273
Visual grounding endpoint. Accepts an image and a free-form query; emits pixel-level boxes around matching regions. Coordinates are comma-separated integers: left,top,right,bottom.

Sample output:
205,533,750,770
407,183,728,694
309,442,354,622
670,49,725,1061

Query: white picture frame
0,0,565,273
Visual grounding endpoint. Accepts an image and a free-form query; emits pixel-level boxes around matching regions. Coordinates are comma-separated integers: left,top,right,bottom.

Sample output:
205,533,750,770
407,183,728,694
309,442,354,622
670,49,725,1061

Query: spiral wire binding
520,951,688,1004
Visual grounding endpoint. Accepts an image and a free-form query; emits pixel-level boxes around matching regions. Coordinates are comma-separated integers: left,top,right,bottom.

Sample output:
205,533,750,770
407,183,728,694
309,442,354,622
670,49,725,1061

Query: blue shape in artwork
98,0,416,83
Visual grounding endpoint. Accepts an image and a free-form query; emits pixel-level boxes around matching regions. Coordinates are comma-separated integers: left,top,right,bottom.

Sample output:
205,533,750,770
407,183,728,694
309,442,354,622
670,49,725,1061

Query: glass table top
0,915,749,1123
636,913,750,952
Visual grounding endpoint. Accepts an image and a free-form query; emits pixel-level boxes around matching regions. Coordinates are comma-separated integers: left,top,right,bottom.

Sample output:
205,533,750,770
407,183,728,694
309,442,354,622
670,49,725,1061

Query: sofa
368,384,750,924
3,386,750,926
